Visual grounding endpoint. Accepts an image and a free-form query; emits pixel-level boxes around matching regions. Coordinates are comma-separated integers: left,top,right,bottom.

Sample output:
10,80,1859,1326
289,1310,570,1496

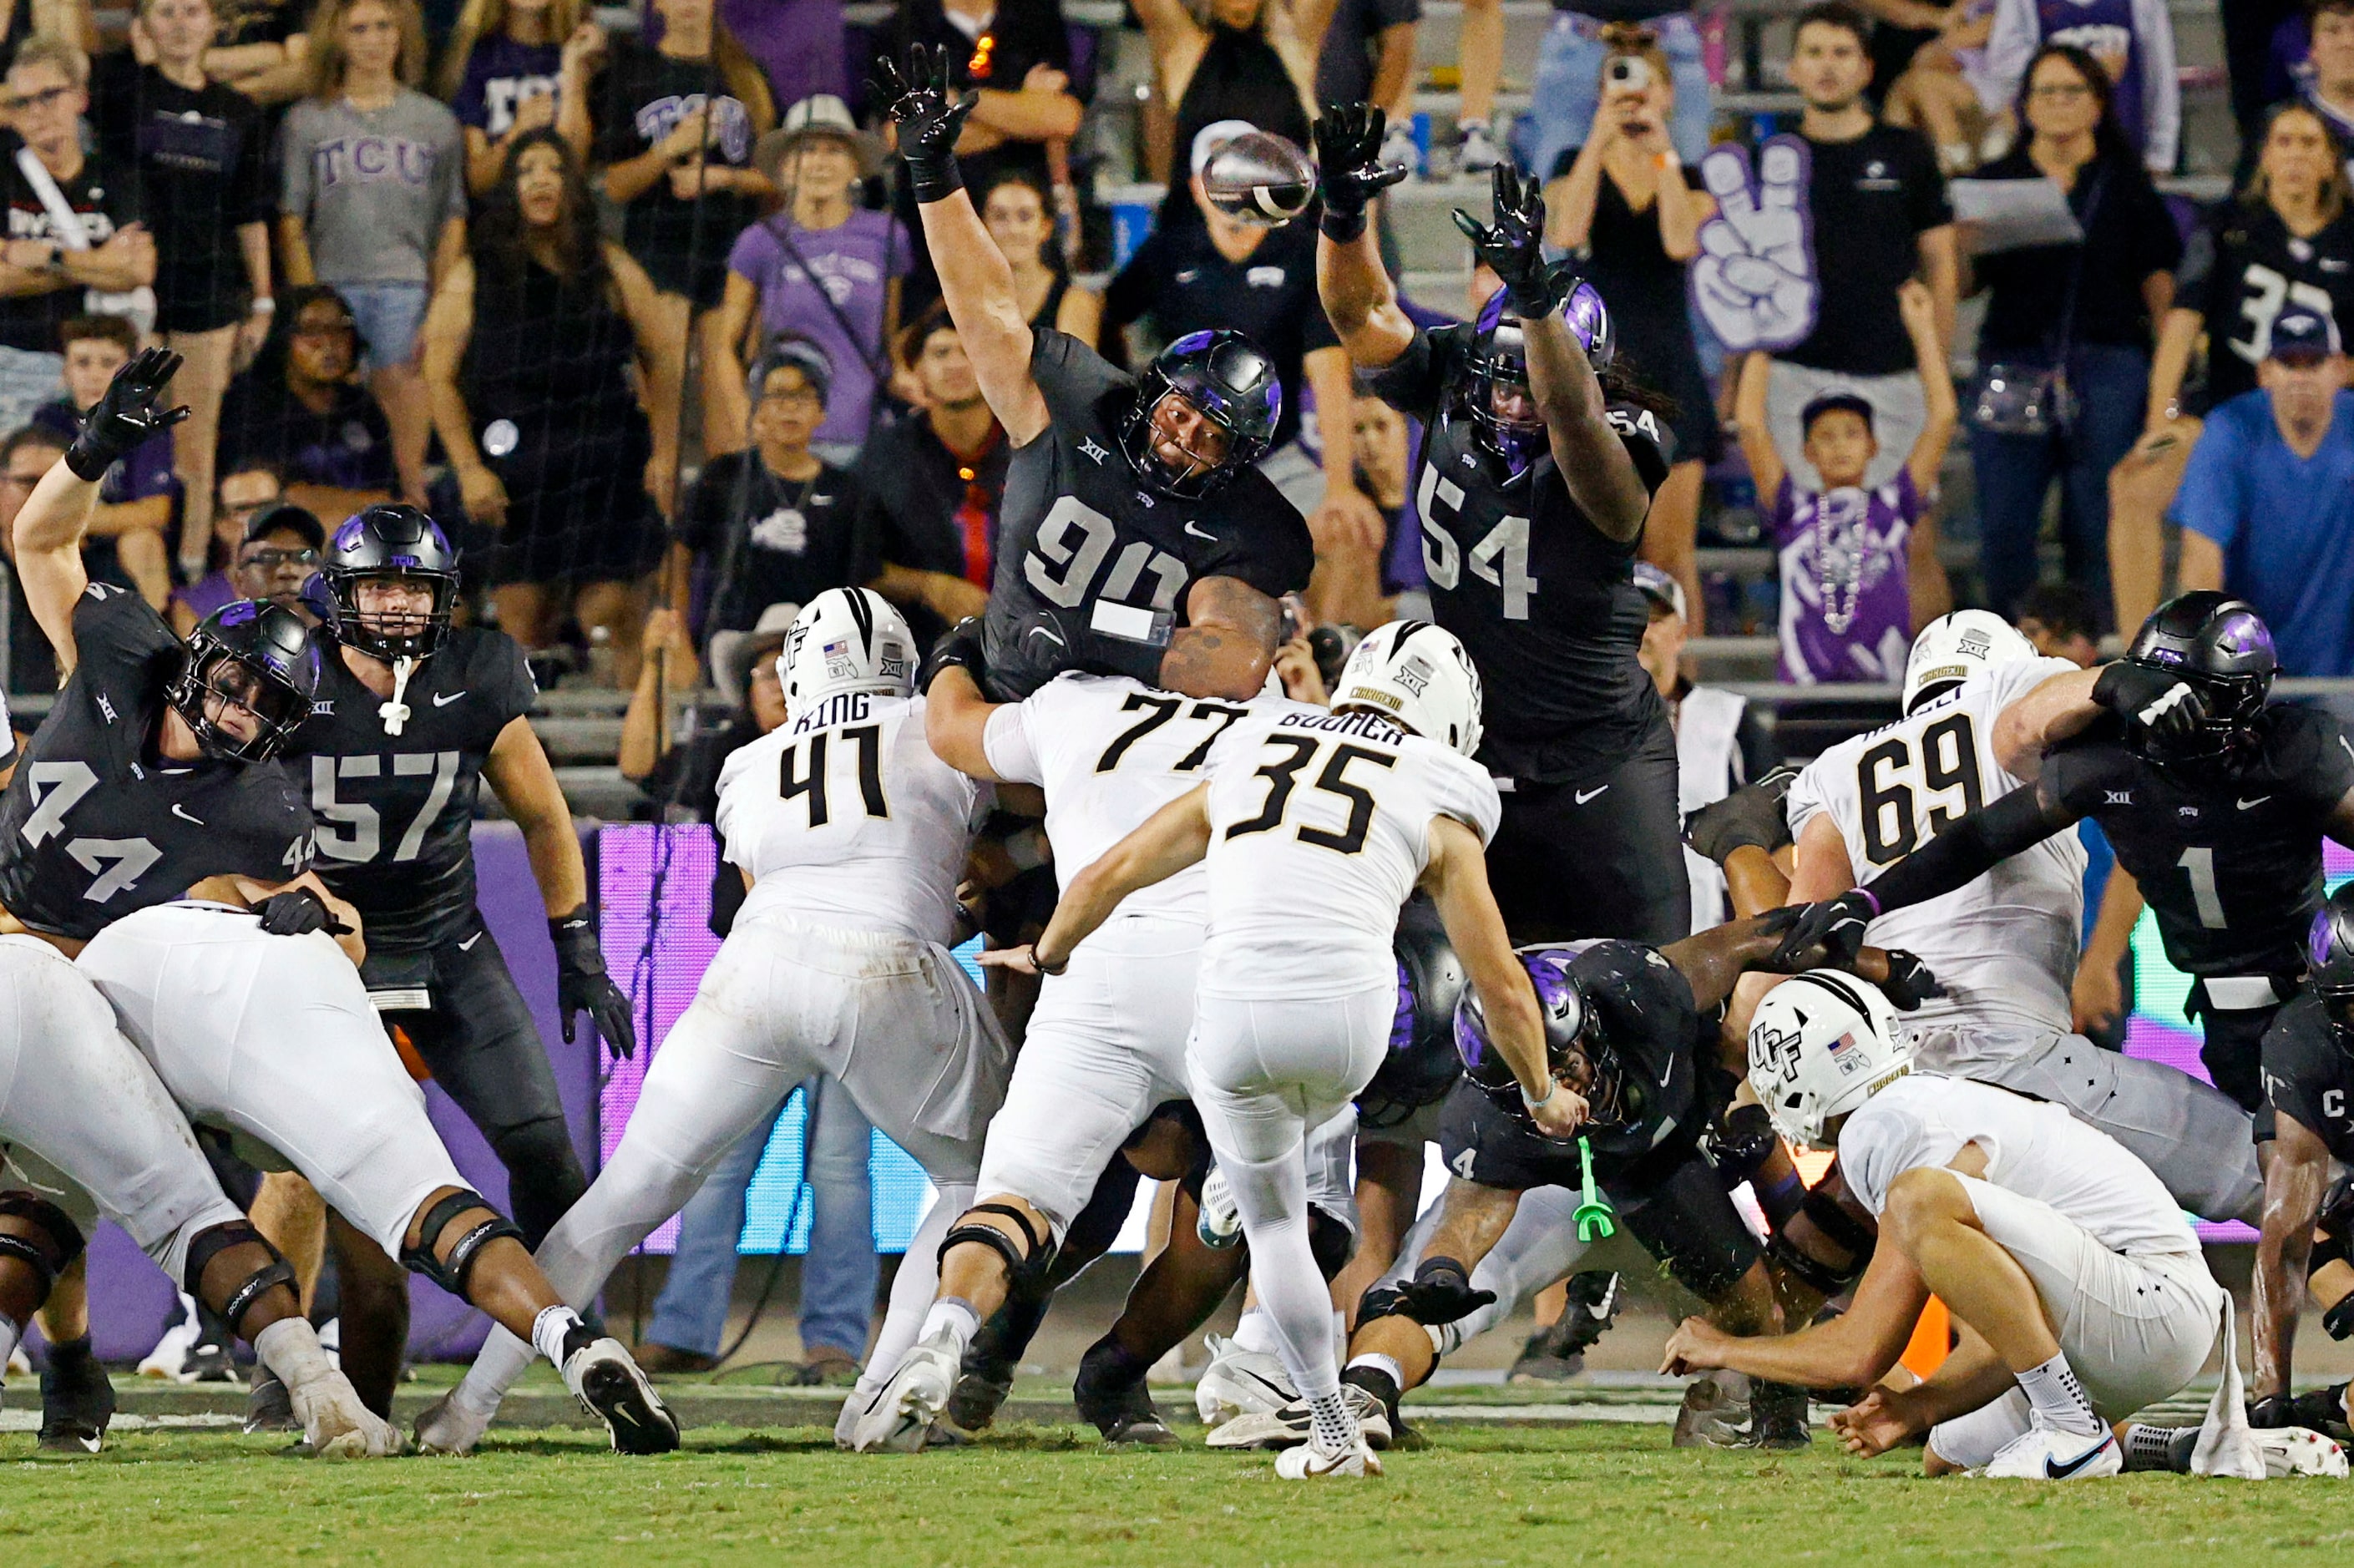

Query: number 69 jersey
1201,706,1501,1000
0,584,312,941
716,692,990,947
1786,654,2086,1048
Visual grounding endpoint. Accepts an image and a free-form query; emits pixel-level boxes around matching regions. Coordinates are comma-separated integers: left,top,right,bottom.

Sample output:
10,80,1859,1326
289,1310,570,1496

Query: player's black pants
1485,716,1690,946
2186,975,2300,1111
364,923,590,1247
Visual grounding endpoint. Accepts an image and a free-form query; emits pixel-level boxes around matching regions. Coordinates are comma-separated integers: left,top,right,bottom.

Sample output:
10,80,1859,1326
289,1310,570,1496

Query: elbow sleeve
1870,787,2065,913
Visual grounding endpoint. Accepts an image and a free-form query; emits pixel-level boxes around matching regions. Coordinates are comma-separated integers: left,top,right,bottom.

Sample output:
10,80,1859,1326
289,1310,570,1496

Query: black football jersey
2043,707,2354,979
2256,994,2354,1157
980,330,1316,701
1566,938,1705,1162
1368,325,1674,784
295,626,539,953
0,584,312,940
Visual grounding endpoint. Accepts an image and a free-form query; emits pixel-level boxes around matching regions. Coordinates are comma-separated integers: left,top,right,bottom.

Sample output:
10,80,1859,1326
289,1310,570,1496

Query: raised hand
67,344,189,481
1771,888,1877,969
1312,101,1406,239
1451,163,1574,318
2092,660,2209,746
1689,135,1819,353
872,43,978,202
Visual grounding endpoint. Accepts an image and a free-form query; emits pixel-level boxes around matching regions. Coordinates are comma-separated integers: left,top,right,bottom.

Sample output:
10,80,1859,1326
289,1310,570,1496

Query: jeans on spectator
643,1075,878,1360
334,281,433,370
1520,12,1712,182
1968,341,2149,627
0,346,63,440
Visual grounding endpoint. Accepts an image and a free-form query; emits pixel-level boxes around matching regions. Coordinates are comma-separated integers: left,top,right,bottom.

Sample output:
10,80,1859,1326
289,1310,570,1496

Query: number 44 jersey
1787,655,2086,1046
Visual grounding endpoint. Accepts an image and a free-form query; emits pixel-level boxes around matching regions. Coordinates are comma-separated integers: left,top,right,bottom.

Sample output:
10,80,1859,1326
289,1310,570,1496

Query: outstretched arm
1312,104,1415,370
1160,575,1283,701
922,635,1009,781
2252,1115,2332,1399
1663,1234,1928,1389
1990,666,2102,776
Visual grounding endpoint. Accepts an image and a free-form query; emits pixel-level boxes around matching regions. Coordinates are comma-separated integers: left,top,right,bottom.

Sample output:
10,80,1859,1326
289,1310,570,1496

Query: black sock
1342,1363,1401,1412
1076,1337,1150,1393
47,1333,94,1371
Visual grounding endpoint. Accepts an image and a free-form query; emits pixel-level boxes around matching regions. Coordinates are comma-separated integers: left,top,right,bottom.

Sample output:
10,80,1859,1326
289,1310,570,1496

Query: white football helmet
1332,620,1484,756
1901,609,2038,714
1746,970,1914,1148
782,588,916,715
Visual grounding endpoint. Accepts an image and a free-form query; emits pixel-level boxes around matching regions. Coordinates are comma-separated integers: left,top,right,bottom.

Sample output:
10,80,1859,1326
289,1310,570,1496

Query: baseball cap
2268,306,2342,365
1632,561,1686,622
1189,119,1257,179
242,501,324,552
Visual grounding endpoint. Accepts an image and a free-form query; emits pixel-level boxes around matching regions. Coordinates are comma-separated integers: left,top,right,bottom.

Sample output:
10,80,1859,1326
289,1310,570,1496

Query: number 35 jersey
1788,655,2085,1049
1202,706,1501,1001
716,692,989,947
0,584,311,941
980,330,1314,702
297,626,539,954
1369,324,1672,784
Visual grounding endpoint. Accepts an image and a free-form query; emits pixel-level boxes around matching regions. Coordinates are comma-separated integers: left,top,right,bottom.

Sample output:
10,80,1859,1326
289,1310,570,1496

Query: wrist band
63,441,110,482
1520,1080,1551,1111
906,155,964,205
1320,206,1367,242
1856,888,1883,917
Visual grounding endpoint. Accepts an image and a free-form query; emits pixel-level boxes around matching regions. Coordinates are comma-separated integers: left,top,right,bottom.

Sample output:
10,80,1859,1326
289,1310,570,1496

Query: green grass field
5,1418,2350,1566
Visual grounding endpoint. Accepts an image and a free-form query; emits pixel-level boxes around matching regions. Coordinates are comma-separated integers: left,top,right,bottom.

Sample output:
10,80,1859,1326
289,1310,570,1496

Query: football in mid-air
1199,130,1317,227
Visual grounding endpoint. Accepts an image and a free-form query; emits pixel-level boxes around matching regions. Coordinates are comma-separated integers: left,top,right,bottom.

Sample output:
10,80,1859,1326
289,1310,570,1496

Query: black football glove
1391,1255,1497,1327
920,615,988,696
872,43,978,204
256,888,350,938
1876,949,1945,1010
2248,1393,2300,1429
1771,889,1878,969
551,907,636,1060
2091,660,2209,747
1684,764,1800,865
1312,102,1406,241
68,346,190,481
1451,164,1577,321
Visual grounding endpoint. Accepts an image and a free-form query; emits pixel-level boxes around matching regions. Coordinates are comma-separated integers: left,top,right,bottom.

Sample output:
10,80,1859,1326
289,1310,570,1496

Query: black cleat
245,1369,300,1434
1074,1344,1175,1446
945,1350,1016,1434
38,1340,115,1455
2287,1383,2354,1443
564,1334,681,1455
1510,1272,1620,1383
1742,1379,1813,1449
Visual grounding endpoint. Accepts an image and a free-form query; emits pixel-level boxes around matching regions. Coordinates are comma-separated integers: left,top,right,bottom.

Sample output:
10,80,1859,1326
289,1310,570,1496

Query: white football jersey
717,692,988,945
1787,655,2084,1050
983,673,1307,927
1200,706,1501,1000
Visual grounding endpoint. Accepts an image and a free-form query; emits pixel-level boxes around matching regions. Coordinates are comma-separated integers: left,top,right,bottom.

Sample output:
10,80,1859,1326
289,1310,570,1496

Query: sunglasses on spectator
3,84,74,113
240,548,319,569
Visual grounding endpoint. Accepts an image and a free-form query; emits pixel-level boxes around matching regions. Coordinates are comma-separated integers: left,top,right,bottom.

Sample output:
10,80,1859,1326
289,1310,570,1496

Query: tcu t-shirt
727,210,912,449
451,36,564,137
0,152,142,353
1769,468,1920,685
592,39,761,299
279,90,467,285
1780,125,1951,376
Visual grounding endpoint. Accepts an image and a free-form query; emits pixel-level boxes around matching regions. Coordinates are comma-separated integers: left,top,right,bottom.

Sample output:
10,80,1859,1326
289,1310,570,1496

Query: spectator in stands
1525,4,1712,185
423,127,675,684
722,0,848,120
438,0,603,195
1546,22,1718,630
1351,392,1419,622
676,346,863,673
0,424,70,693
1984,0,2177,173
590,0,776,448
1135,0,1316,215
2110,101,2354,631
711,96,904,461
2173,306,2354,676
2301,0,2354,152
92,0,275,581
1105,120,1379,613
980,168,1100,343
1873,0,2002,175
857,306,1005,645
1764,3,1957,494
2012,579,2103,665
883,0,1082,205
1967,42,2179,624
218,284,401,519
0,39,154,439
175,500,323,633
32,316,175,608
1314,0,1420,175
204,0,316,105
1738,279,1957,685
169,460,286,631
281,0,466,508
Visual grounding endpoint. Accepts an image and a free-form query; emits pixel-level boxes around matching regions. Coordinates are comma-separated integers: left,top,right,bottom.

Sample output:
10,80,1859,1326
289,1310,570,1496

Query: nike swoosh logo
1236,1368,1293,1400
433,690,466,707
2239,796,2271,810
171,803,203,825
459,932,483,951
1185,521,1215,541
1028,627,1066,646
1574,785,1609,805
2043,1432,2116,1478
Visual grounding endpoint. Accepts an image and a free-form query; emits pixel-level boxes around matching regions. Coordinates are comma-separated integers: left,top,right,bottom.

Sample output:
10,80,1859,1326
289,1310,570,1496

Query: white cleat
2257,1425,2350,1478
563,1336,681,1454
289,1369,403,1459
1194,1334,1296,1427
413,1388,496,1455
1207,1384,1391,1451
1273,1435,1384,1479
1196,1170,1243,1250
1979,1423,2122,1479
849,1328,959,1454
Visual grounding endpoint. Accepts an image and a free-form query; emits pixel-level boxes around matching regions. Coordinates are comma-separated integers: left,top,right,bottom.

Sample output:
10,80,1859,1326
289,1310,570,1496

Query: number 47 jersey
1786,655,2086,1048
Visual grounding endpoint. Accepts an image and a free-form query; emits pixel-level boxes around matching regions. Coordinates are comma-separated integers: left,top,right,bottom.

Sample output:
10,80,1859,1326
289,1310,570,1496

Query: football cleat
289,1369,403,1459
1196,1169,1243,1249
1074,1344,1176,1445
564,1336,680,1455
1741,1379,1813,1449
2256,1425,2349,1478
1273,1435,1385,1479
413,1388,496,1455
245,1369,301,1434
1979,1423,2123,1479
944,1360,1015,1434
851,1328,959,1454
1207,1383,1391,1451
38,1348,115,1456
1671,1373,1750,1449
1194,1333,1298,1426
139,1292,237,1383
1455,122,1503,175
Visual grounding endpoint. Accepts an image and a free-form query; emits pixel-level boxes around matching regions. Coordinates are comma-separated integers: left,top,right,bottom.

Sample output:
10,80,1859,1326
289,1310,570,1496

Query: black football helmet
2310,883,2354,1052
1463,282,1616,482
166,599,321,762
1120,330,1281,498
1359,899,1468,1129
1455,942,1690,1156
2119,592,2276,766
321,503,462,661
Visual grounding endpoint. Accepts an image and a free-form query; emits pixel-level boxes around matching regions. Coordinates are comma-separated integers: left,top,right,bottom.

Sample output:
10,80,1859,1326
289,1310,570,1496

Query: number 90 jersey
1368,325,1673,783
1202,706,1501,1001
980,331,1314,702
716,692,990,947
1787,655,2085,1051
0,584,312,941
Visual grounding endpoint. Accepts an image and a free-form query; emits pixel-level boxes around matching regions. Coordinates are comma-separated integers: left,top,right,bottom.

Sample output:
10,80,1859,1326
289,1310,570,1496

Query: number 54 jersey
1786,655,2086,1047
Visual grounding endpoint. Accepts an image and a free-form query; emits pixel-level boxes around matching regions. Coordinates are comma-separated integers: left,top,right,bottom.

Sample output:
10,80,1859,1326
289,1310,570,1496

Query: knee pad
1308,1206,1357,1281
398,1189,525,1298
939,1202,1055,1291
2325,1292,2354,1342
0,1191,85,1299
181,1220,295,1338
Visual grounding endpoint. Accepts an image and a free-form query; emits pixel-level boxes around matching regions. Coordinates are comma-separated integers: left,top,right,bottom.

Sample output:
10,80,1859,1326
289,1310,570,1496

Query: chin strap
380,655,418,736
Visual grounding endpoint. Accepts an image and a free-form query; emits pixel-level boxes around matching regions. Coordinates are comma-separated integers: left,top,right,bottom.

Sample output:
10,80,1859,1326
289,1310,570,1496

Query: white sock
1233,1307,1279,1357
2016,1352,2102,1436
919,1297,980,1354
454,1327,535,1414
1345,1352,1405,1392
1309,1388,1359,1452
255,1317,334,1393
532,1304,586,1368
0,1312,20,1372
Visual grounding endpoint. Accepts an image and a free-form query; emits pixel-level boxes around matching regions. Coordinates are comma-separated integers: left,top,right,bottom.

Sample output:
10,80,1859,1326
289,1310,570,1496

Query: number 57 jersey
1786,655,2086,1047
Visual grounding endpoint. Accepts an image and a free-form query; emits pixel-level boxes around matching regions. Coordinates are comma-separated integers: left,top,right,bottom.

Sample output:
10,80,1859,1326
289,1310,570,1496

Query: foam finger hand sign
1688,135,1819,354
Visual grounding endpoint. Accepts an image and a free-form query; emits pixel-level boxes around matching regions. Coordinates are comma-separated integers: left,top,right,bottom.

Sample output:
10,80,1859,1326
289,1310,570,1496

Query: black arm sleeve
1865,776,2081,913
